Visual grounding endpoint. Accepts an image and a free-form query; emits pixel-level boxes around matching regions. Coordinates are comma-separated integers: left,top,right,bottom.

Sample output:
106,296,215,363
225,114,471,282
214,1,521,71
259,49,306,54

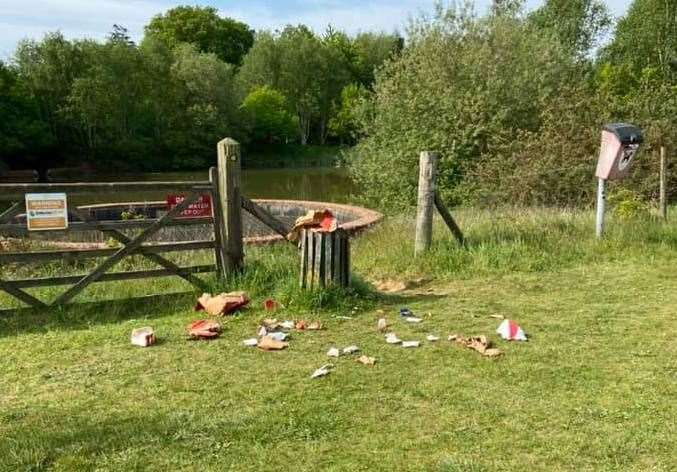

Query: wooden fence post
217,138,244,272
660,146,667,220
415,151,438,256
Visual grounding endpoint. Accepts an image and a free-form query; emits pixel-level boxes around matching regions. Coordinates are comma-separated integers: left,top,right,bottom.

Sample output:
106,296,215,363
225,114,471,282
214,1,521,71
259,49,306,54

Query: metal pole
596,178,606,238
659,146,667,220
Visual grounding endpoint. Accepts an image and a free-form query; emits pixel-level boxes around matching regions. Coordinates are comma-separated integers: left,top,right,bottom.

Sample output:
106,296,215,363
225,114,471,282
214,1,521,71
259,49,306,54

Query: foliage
240,86,297,143
328,83,370,145
350,0,677,210
144,5,254,65
607,188,650,220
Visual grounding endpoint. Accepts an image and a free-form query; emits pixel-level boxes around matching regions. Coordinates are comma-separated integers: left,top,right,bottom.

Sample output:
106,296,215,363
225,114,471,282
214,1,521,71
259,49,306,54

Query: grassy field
1,208,676,471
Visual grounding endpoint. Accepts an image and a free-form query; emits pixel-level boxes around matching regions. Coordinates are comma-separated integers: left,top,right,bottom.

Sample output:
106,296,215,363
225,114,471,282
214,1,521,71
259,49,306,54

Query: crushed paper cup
131,327,155,347
327,347,341,358
496,319,527,341
402,341,420,348
342,345,360,355
426,335,439,342
243,338,258,347
186,320,222,340
377,318,387,332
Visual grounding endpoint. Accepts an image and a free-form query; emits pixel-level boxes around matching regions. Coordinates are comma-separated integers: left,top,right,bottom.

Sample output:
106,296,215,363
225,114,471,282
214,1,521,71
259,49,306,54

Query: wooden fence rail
0,137,300,310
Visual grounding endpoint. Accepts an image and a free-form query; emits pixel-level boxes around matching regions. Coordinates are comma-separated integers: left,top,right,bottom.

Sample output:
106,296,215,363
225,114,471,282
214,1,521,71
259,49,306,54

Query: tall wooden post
415,151,438,256
217,138,244,272
659,146,667,220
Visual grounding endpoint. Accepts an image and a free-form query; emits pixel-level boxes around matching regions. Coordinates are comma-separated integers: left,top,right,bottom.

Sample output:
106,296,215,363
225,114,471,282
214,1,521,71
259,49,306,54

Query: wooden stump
299,229,350,289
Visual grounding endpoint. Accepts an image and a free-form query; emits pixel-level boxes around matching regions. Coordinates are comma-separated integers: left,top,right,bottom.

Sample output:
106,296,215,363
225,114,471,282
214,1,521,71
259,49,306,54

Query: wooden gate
0,138,292,309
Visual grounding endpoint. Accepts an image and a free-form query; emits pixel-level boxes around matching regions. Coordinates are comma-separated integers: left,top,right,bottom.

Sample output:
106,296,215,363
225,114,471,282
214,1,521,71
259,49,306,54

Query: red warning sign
166,194,212,218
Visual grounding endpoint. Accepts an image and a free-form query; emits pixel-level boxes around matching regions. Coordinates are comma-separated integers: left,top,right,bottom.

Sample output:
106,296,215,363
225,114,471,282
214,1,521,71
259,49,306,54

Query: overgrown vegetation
1,208,676,470
350,0,676,210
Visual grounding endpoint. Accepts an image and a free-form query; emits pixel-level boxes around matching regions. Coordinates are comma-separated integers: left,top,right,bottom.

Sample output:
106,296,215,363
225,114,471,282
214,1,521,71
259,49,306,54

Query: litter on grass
327,347,341,357
342,345,359,355
187,320,222,340
385,333,402,344
311,364,334,378
496,319,528,341
356,355,376,366
426,335,440,342
450,334,502,357
399,307,414,317
295,320,323,330
281,320,295,330
404,317,422,323
243,338,258,347
257,335,288,351
268,332,288,342
263,299,279,311
195,292,249,316
402,341,420,348
130,327,155,347
377,318,388,332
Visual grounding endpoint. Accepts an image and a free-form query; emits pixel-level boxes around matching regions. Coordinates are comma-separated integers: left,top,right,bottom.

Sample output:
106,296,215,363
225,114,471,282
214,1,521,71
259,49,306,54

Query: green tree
328,83,369,144
529,0,611,58
145,6,254,65
240,86,296,143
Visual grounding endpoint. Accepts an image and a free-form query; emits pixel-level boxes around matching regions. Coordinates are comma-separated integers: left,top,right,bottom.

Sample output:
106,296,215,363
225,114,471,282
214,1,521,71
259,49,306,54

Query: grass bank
1,207,676,470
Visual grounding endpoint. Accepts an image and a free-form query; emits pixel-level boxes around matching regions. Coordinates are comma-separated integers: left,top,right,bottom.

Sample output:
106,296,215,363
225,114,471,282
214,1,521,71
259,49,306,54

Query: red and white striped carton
496,319,527,341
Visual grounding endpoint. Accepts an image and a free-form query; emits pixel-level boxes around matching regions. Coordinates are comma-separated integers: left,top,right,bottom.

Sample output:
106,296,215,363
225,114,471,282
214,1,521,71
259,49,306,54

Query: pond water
52,168,359,206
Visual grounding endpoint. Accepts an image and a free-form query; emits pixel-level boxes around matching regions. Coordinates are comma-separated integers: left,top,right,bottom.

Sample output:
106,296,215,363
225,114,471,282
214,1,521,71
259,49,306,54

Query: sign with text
25,193,68,231
166,194,213,218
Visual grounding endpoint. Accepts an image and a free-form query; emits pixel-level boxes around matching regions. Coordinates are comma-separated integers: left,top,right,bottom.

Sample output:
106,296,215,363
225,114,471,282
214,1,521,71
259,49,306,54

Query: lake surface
51,168,359,205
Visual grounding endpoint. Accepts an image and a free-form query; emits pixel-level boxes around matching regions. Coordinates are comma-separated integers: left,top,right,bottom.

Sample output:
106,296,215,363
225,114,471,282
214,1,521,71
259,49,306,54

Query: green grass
1,208,676,471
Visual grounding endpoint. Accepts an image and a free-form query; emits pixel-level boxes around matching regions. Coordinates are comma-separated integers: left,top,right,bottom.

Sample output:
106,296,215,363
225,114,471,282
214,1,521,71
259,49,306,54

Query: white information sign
25,193,68,231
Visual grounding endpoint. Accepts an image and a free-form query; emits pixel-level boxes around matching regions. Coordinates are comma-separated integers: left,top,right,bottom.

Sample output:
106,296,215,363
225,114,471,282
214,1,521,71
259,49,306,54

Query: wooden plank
299,229,308,288
0,217,213,236
308,230,315,288
0,182,211,200
0,240,216,264
314,232,323,288
324,233,332,287
342,232,350,287
333,231,342,285
68,207,210,291
209,167,227,279
0,202,24,224
434,192,466,246
5,265,215,289
415,151,439,256
241,196,292,240
217,138,244,272
52,192,201,305
0,278,47,308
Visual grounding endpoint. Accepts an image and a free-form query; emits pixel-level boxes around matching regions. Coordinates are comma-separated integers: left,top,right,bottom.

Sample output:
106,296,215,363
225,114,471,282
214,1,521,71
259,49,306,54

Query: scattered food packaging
268,332,288,342
186,320,222,340
287,209,337,242
263,299,278,311
257,335,289,351
195,292,249,316
342,345,360,355
496,319,527,341
377,318,388,332
281,320,295,330
404,317,422,323
258,326,268,337
385,333,402,344
426,335,440,342
295,320,323,330
243,338,258,347
356,355,376,366
451,334,502,358
402,341,420,348
311,364,333,379
327,347,341,358
130,327,155,347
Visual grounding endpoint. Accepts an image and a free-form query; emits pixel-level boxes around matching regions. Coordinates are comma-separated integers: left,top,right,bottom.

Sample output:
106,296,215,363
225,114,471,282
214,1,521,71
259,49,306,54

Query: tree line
351,0,676,208
0,6,401,173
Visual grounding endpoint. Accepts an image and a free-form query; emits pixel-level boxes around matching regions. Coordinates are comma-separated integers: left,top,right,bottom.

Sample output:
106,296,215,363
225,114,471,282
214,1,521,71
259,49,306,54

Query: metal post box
595,123,643,180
